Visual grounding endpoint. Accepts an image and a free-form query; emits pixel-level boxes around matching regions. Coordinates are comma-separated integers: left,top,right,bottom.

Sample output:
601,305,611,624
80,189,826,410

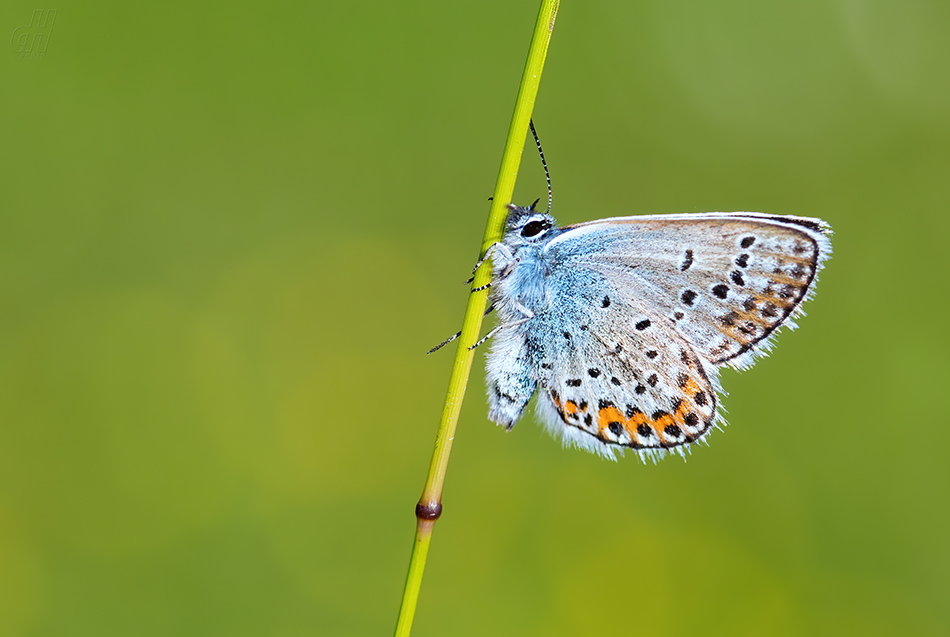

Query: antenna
529,119,552,215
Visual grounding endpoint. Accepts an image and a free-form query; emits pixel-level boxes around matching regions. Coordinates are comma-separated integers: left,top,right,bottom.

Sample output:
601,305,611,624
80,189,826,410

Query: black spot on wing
681,249,694,271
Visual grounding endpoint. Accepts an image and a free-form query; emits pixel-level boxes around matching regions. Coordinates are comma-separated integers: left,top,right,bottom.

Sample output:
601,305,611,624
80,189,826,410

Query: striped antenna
529,119,552,215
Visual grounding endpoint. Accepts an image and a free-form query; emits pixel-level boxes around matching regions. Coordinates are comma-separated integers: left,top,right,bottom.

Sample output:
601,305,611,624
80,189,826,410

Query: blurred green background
2,1,949,635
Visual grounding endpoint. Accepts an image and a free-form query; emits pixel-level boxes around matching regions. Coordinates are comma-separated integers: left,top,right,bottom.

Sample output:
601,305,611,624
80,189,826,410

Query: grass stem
393,2,559,635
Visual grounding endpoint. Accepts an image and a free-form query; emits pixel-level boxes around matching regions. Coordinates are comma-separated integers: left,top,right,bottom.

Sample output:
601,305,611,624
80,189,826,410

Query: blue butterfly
478,203,831,460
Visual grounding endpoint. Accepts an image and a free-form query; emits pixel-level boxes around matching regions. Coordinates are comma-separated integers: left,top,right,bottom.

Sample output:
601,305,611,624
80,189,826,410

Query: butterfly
477,203,832,461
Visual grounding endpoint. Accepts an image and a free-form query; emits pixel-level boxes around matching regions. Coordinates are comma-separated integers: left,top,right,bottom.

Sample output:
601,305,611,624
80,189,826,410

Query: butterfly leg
467,325,502,350
470,259,523,293
472,243,513,275
468,305,532,351
427,304,495,354
513,301,535,319
469,316,529,350
464,243,516,285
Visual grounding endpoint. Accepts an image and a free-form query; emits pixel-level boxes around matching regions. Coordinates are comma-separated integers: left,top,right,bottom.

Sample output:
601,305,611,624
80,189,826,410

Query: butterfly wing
525,261,721,461
543,213,832,369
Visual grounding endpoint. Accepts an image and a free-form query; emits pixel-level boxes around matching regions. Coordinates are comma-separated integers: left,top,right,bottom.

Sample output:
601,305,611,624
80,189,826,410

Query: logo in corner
11,10,57,60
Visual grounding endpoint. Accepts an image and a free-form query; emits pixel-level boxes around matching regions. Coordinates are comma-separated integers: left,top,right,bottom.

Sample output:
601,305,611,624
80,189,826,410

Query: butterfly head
504,202,558,248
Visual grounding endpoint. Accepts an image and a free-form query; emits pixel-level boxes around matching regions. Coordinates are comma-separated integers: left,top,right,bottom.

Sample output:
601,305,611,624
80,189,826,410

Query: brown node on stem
415,501,443,521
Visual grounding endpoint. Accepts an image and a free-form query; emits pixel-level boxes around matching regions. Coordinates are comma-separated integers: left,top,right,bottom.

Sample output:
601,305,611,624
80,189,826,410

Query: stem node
415,501,443,521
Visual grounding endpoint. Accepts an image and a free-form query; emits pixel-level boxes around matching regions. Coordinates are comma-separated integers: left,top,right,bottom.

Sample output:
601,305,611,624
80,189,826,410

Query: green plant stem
393,2,559,635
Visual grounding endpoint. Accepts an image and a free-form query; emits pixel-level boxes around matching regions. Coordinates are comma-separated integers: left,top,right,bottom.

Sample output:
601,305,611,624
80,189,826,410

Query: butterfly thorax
491,206,565,318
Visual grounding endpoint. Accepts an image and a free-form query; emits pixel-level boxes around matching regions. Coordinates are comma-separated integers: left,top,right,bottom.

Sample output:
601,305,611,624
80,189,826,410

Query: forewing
529,271,720,460
544,213,832,369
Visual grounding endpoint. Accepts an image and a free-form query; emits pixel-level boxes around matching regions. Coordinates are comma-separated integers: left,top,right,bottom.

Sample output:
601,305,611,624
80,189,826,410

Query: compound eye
521,219,548,238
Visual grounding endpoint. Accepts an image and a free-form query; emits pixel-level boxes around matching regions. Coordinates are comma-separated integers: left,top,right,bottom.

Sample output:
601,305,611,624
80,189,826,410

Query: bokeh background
2,1,949,635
